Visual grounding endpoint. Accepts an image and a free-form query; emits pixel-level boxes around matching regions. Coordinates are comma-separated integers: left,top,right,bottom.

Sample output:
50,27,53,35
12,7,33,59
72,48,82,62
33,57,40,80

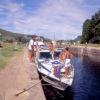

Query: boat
35,47,74,91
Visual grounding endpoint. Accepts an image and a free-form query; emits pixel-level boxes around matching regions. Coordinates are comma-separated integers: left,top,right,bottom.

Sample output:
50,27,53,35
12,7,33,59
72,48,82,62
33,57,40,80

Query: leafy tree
94,23,100,36
81,10,100,43
81,19,91,43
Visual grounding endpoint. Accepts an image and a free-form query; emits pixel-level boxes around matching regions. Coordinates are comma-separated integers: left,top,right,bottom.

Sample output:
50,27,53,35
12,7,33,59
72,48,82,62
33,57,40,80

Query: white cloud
0,0,90,40
41,0,86,21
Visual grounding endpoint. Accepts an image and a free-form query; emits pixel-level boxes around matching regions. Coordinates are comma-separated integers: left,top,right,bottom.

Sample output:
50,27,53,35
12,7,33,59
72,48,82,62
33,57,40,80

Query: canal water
41,55,100,100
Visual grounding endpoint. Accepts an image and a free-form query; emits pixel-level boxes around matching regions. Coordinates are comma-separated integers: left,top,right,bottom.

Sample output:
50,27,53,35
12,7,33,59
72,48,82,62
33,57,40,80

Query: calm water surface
41,55,100,100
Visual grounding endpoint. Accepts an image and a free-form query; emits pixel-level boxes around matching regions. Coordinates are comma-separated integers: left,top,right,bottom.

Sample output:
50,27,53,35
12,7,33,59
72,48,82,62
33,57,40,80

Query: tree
81,10,100,44
95,23,100,37
81,19,91,43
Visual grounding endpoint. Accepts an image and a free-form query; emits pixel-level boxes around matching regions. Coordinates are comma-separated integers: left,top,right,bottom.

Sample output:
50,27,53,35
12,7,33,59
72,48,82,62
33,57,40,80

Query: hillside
74,35,82,41
0,28,27,40
0,28,51,42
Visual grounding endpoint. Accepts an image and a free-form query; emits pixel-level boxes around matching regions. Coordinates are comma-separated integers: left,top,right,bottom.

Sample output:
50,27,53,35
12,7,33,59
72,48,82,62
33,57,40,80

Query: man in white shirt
28,36,36,63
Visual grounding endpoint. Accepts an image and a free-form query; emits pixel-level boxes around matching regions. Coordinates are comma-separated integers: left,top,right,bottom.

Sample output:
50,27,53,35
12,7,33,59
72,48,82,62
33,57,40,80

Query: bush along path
0,43,23,69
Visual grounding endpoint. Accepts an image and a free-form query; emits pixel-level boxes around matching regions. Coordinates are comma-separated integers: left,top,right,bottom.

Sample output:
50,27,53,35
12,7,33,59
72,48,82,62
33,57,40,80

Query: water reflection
42,80,72,100
72,56,100,100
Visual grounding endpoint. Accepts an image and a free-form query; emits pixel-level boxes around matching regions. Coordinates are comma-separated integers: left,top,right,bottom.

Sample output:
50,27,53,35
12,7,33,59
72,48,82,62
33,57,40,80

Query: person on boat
28,36,36,63
59,47,73,76
48,42,55,52
64,47,73,76
59,49,66,64
48,42,55,59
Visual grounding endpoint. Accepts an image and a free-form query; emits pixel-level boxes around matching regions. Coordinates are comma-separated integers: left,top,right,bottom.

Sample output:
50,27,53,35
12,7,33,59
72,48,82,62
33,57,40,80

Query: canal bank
0,48,46,100
70,46,100,63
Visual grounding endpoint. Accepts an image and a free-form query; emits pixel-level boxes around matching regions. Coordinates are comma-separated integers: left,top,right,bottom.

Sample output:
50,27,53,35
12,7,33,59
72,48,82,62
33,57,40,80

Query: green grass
0,43,23,70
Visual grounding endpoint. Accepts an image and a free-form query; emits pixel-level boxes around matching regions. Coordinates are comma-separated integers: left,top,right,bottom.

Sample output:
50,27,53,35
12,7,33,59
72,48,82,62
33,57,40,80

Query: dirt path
0,48,46,100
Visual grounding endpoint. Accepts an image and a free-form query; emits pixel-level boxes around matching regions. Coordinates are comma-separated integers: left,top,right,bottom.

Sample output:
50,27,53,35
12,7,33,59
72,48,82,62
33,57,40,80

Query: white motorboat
36,48,74,91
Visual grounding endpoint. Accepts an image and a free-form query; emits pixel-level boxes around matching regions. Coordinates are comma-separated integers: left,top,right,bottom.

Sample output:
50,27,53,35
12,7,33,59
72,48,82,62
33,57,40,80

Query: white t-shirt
28,39,34,50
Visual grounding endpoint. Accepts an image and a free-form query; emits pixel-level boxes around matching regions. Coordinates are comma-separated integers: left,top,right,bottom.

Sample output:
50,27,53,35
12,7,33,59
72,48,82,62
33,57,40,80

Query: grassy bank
0,43,23,70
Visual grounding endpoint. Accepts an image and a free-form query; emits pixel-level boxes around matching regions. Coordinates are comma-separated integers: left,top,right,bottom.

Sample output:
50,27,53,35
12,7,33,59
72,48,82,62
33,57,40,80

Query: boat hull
38,70,68,91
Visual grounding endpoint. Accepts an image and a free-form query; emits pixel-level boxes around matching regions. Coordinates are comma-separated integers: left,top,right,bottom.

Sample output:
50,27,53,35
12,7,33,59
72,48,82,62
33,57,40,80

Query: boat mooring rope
15,77,44,97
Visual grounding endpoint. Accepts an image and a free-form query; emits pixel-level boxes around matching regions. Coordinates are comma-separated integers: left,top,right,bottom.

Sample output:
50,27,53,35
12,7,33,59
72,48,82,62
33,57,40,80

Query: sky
0,0,100,40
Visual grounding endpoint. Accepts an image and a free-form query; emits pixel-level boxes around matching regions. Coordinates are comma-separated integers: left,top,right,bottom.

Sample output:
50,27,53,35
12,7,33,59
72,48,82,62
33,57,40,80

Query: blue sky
0,0,100,40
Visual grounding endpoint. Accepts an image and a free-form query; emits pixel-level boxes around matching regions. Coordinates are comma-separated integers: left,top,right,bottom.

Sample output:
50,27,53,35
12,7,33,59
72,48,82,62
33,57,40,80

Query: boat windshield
39,52,52,59
54,51,61,59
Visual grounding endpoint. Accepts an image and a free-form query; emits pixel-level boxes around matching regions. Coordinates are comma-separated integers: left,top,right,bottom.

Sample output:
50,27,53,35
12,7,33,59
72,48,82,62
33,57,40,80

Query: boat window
54,51,61,59
39,52,52,59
